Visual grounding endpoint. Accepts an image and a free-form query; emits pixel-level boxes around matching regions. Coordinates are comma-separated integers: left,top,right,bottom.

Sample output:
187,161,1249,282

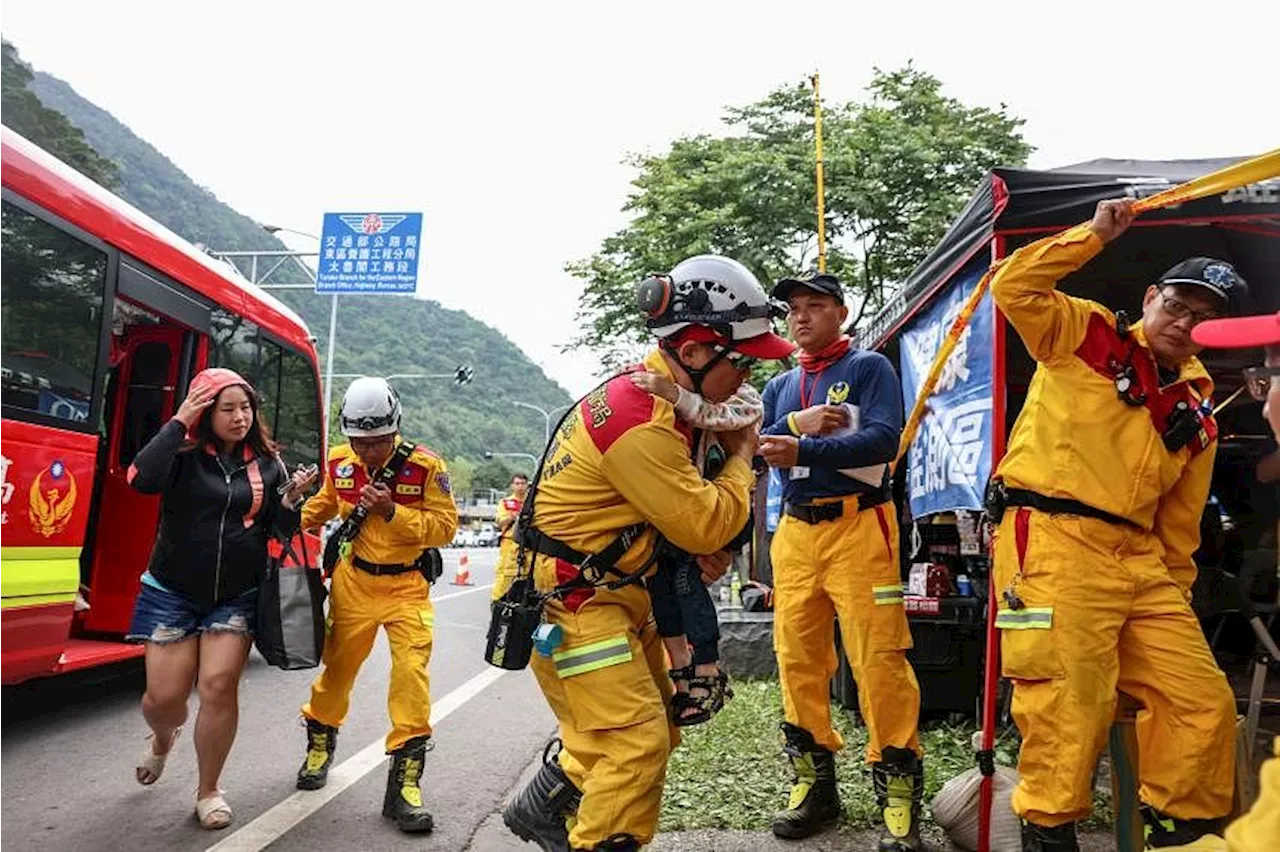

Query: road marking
206,666,507,852
431,583,493,603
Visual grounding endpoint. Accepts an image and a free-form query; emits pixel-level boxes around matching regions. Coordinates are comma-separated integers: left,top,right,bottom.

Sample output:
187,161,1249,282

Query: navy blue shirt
761,348,904,503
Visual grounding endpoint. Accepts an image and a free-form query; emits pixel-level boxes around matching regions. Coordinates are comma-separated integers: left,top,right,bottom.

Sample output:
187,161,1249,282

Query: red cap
672,325,796,359
184,368,252,437
1191,311,1280,349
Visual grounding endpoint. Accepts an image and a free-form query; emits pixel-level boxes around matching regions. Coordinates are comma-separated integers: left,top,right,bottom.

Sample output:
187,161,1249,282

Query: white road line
431,583,493,602
206,666,507,852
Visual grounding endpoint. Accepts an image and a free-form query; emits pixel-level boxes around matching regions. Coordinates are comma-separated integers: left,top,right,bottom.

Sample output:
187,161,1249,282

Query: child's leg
648,567,693,679
679,579,721,678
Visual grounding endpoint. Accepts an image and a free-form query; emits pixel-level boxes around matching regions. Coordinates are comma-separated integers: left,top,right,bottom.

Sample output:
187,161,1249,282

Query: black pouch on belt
983,479,1007,524
485,578,542,671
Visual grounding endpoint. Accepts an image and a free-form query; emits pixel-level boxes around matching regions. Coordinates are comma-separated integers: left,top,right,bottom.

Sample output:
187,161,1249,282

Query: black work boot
1022,820,1081,851
382,736,434,833
503,739,583,852
873,746,924,851
772,723,841,839
1140,805,1225,849
295,718,338,790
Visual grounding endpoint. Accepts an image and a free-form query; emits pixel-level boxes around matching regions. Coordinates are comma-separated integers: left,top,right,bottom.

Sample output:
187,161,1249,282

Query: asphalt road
1,548,560,852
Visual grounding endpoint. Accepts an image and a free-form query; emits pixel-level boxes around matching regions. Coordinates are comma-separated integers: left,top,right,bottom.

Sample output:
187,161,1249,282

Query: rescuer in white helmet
293,376,458,833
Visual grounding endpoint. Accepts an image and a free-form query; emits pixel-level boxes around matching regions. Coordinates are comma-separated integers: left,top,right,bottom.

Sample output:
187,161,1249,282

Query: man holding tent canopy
985,198,1247,851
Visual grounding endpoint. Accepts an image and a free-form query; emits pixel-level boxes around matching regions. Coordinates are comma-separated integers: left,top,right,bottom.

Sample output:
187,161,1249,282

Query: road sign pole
323,294,339,434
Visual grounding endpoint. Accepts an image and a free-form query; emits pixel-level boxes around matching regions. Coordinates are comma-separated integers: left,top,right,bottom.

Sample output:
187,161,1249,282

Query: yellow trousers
771,498,921,761
1227,738,1279,851
302,560,434,752
529,554,677,848
994,508,1236,826
492,538,518,601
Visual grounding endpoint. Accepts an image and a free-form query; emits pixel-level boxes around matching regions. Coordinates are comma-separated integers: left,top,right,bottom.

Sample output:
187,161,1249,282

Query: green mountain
3,42,571,488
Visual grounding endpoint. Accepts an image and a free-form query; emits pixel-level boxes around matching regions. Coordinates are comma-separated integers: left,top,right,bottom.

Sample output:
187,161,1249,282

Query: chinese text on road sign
316,212,423,293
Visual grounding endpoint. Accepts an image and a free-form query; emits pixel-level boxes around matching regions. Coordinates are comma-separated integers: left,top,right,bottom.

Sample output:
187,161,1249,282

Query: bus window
256,340,282,434
209,307,263,383
275,347,322,470
0,200,108,424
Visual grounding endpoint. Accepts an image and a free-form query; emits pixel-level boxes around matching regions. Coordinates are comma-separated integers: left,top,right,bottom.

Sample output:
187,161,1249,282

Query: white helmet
340,377,401,437
637,255,794,359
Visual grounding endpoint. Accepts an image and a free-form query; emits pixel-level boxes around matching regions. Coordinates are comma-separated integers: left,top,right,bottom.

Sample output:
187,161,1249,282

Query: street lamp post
484,451,539,467
512,401,574,445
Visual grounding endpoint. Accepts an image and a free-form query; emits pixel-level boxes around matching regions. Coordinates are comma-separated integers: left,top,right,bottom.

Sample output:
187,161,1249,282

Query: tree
567,65,1032,367
1,41,119,189
446,456,475,497
473,458,521,493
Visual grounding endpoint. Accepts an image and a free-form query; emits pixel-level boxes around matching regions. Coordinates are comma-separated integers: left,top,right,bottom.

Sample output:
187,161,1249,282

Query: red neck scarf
798,335,851,373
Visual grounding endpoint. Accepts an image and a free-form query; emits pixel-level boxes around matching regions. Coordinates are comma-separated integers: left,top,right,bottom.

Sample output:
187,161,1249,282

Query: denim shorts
126,583,258,644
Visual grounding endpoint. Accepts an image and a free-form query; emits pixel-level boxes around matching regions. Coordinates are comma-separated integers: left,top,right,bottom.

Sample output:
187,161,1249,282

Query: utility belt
784,490,890,525
350,550,444,583
983,479,1138,529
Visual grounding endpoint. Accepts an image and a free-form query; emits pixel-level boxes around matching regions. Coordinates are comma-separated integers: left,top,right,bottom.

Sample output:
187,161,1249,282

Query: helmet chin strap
661,339,731,397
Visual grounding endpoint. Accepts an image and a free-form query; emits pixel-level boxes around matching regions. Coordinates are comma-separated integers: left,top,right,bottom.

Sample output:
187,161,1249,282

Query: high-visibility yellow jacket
992,224,1218,592
302,438,458,565
497,494,522,543
529,349,755,589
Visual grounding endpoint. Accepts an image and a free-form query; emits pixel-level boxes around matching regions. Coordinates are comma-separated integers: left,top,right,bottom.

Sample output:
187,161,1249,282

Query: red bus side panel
1,421,97,682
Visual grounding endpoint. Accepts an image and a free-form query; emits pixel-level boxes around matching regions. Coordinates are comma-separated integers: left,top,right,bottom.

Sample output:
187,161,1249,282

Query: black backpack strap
337,440,416,544
510,373,655,596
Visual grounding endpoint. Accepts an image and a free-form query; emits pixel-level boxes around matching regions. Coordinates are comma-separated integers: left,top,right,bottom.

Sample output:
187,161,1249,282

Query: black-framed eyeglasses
1242,365,1280,401
1159,288,1225,326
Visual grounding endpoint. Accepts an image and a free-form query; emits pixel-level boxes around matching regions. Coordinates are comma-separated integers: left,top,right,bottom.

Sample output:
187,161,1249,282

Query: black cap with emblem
1158,257,1249,316
772,272,844,305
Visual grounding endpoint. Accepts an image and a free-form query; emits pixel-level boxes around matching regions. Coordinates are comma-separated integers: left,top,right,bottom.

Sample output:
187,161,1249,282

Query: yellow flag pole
895,147,1280,466
811,72,827,274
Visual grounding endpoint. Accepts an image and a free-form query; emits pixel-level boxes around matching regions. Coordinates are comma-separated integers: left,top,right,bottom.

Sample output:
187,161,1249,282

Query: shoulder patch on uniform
435,471,452,495
583,375,658,454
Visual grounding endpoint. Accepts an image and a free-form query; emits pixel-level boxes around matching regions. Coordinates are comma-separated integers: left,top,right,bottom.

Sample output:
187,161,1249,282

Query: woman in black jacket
127,367,316,830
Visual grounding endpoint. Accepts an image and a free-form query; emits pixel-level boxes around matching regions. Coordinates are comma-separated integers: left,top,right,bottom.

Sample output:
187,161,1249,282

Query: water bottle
730,570,742,607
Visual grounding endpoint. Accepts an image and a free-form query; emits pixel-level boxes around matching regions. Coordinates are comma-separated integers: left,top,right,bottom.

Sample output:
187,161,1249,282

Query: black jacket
129,419,300,608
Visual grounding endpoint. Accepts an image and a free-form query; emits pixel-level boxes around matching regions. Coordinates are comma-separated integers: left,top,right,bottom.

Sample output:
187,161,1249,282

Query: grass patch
660,678,1111,832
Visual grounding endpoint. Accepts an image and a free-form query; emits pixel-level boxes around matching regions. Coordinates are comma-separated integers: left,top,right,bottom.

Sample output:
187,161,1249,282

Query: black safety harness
322,441,442,583
510,372,661,599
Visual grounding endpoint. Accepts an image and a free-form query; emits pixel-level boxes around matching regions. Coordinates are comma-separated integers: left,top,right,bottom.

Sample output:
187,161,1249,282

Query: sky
3,0,1277,396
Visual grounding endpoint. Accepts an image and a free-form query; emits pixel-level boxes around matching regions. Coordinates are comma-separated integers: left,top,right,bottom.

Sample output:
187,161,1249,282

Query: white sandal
135,727,181,786
196,791,233,830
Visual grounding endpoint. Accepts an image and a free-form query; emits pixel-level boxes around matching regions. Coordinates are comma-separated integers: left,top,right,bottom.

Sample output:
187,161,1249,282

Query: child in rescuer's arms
629,369,762,725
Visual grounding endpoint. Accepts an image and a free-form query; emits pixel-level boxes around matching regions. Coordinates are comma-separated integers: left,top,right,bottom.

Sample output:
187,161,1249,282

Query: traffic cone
451,553,473,586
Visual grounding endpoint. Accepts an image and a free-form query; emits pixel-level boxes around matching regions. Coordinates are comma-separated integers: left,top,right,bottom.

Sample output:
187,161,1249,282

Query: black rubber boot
503,739,583,852
295,718,338,790
873,746,924,851
771,723,841,839
1140,805,1225,849
382,736,434,834
1022,820,1081,851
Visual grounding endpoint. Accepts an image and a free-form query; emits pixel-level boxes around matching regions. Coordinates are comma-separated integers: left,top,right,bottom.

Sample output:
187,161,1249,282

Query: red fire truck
1,127,324,684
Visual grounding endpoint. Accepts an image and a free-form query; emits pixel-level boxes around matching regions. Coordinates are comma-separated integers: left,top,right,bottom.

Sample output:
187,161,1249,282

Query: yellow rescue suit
492,493,522,601
526,350,754,849
991,225,1235,827
300,438,458,752
771,498,920,760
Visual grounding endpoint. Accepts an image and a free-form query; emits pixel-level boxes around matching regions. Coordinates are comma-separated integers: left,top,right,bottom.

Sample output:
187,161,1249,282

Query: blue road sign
316,212,423,293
